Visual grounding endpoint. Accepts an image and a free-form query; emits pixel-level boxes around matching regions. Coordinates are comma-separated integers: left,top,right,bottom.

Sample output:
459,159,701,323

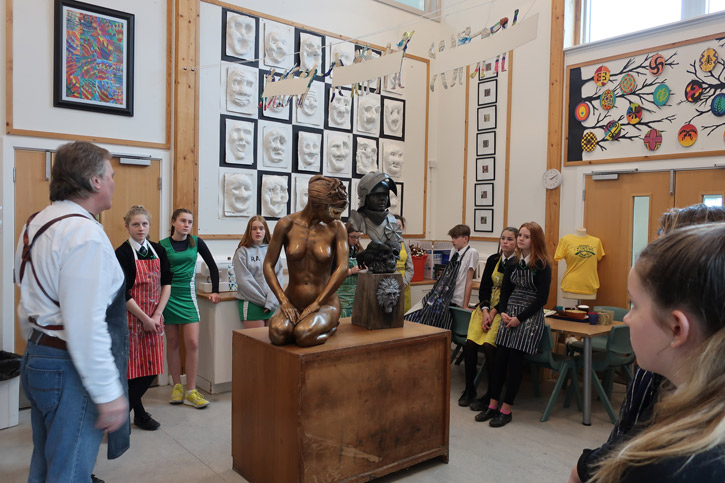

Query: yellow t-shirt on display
554,234,605,295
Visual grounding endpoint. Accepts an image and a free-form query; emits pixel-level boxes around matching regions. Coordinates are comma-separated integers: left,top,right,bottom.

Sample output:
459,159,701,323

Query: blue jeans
21,341,103,483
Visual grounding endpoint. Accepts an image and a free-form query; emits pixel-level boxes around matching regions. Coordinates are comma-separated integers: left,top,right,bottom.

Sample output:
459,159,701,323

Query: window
375,0,440,17
580,0,725,44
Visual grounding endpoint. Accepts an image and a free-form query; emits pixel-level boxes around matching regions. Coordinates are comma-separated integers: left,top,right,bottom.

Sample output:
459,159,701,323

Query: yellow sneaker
169,384,184,404
184,389,209,409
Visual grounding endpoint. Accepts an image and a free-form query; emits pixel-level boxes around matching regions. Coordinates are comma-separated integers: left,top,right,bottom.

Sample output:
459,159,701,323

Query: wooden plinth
232,319,450,483
352,272,404,329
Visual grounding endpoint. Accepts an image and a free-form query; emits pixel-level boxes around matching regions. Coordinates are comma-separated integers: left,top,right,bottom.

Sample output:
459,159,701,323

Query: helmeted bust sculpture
348,172,402,272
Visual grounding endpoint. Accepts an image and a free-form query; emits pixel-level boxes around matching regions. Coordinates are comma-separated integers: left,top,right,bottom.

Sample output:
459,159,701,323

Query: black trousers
127,375,155,417
463,339,496,396
488,345,525,406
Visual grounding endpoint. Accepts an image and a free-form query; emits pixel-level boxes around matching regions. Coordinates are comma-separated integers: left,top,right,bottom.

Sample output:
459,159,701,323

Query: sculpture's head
307,175,348,221
376,277,401,313
357,172,397,212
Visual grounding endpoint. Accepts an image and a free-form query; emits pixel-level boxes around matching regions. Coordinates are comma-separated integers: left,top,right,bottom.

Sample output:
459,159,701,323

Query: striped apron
494,263,545,355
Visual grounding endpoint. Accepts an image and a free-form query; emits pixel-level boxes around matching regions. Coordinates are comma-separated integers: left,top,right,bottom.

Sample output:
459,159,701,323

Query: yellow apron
396,241,412,312
466,257,503,346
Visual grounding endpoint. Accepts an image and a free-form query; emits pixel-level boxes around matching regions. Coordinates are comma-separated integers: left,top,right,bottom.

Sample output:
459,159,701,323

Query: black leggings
488,345,525,406
463,340,496,395
128,375,156,418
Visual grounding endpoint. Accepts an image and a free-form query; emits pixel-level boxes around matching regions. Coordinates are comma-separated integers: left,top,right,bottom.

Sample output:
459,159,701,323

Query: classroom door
14,149,161,354
674,168,725,207
583,171,673,309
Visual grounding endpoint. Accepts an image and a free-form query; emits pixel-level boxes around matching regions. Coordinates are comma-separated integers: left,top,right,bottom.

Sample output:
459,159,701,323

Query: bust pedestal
352,272,404,329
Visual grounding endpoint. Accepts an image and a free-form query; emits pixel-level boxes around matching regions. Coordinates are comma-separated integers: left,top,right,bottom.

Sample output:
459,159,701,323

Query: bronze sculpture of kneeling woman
263,175,349,347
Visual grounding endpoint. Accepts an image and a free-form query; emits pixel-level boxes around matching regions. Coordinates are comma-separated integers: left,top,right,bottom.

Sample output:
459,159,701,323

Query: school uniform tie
139,245,147,257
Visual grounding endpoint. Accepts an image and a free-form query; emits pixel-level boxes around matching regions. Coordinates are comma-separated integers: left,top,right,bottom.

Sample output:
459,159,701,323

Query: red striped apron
127,243,164,379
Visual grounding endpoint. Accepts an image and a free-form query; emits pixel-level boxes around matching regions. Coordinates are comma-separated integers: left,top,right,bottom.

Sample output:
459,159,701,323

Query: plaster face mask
228,124,253,160
358,96,381,133
262,176,289,217
383,145,404,178
297,132,321,168
330,96,351,126
264,129,287,164
355,139,377,174
227,68,255,109
265,30,289,65
300,36,322,71
300,90,319,117
389,190,400,215
226,14,254,57
327,135,350,173
332,43,354,67
296,182,309,211
384,102,403,133
224,173,253,214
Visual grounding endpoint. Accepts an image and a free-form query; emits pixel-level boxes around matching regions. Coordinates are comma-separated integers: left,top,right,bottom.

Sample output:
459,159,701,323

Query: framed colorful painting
53,0,135,116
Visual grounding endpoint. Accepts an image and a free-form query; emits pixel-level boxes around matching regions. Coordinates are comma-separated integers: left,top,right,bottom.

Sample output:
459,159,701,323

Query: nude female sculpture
264,175,349,347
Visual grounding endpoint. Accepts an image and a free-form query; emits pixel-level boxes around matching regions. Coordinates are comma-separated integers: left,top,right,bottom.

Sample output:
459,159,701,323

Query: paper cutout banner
331,50,405,87
262,73,313,98
431,13,539,76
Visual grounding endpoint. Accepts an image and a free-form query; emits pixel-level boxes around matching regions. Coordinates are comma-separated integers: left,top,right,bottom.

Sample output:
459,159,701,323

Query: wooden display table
232,319,450,482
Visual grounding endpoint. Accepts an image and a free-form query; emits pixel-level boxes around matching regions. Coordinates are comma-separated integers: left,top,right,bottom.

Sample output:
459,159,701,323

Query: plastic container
411,255,427,282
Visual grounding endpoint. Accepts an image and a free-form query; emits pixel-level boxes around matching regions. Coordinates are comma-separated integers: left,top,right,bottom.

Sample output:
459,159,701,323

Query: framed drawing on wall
53,0,135,116
476,157,495,181
477,105,497,131
477,78,497,105
474,183,494,207
474,209,494,233
476,131,496,156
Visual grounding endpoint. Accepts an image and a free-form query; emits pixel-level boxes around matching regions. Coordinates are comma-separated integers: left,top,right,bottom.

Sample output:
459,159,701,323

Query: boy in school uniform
447,224,480,309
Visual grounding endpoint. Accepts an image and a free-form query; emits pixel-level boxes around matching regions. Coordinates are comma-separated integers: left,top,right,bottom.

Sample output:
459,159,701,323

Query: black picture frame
352,135,379,178
380,96,406,140
474,209,494,233
221,8,259,67
391,182,404,217
219,115,257,169
477,105,497,131
476,131,496,156
292,125,323,173
324,85,354,132
474,183,494,207
53,0,134,116
475,157,495,181
477,78,498,105
295,28,326,81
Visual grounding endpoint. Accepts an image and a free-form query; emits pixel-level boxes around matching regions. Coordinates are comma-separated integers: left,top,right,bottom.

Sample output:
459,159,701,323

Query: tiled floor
1,363,619,482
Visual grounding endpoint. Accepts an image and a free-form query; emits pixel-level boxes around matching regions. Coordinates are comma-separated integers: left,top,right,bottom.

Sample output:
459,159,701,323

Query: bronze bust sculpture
263,175,349,347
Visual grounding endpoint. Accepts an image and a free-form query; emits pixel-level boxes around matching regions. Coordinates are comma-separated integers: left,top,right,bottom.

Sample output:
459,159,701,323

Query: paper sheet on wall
262,74,312,98
431,14,538,76
332,50,404,87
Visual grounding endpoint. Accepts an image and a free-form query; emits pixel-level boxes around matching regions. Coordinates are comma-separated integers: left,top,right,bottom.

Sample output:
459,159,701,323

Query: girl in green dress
336,223,365,318
160,209,220,409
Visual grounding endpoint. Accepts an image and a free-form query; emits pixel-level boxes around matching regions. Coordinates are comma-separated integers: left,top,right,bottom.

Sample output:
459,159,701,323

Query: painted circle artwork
653,84,670,106
711,93,725,117
685,80,704,103
678,124,698,147
648,54,665,76
643,129,662,151
605,121,622,141
626,103,643,124
699,48,719,72
581,131,598,152
593,65,610,86
575,102,590,122
600,89,616,110
619,73,636,94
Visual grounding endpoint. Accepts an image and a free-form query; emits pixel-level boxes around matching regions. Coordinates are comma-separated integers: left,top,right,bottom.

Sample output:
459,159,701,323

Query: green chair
567,306,629,355
571,324,635,423
450,307,486,388
525,325,582,422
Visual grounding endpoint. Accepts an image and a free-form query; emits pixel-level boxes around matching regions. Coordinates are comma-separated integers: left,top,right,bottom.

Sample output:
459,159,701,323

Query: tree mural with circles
566,33,725,165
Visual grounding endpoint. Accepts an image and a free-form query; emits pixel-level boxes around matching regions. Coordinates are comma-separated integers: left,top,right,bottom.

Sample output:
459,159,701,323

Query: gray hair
49,141,111,202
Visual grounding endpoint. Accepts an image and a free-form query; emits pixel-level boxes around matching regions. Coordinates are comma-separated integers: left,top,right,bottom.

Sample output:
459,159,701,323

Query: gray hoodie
233,243,283,311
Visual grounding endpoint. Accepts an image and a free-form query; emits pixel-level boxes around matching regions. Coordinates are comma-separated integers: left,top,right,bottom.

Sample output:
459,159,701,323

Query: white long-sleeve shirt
15,200,125,404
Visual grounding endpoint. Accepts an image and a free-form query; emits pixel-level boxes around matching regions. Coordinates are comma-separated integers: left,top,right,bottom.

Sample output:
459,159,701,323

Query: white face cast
227,122,253,161
389,189,400,216
224,173,253,214
265,30,289,65
330,95,351,126
226,14,254,58
355,138,378,174
327,135,351,172
300,35,322,72
296,182,309,211
263,129,287,164
300,90,319,116
297,132,321,168
227,68,256,110
358,96,381,133
331,42,355,67
384,101,403,134
261,176,289,217
383,143,404,179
